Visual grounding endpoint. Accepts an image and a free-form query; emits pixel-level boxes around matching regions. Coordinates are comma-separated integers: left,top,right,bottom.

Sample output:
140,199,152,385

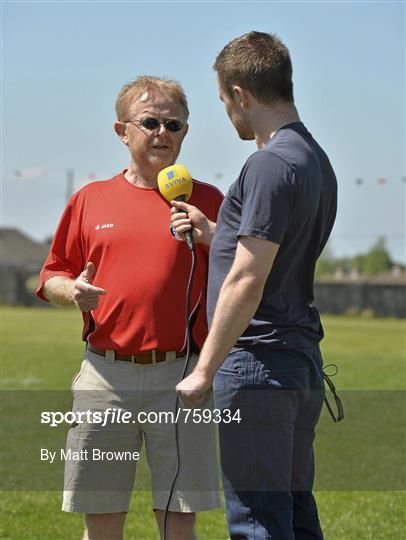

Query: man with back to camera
36,76,222,540
173,32,337,539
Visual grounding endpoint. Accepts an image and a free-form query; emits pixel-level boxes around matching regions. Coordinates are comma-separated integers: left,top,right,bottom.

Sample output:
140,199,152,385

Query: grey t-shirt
207,122,337,348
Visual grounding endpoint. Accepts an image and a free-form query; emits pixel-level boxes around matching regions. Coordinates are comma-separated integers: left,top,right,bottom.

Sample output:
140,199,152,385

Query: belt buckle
151,350,157,365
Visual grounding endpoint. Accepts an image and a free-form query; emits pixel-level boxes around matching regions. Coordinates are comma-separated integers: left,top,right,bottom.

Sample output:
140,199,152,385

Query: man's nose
156,122,168,135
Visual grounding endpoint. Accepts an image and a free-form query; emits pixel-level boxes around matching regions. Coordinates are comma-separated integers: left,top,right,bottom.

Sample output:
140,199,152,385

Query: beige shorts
62,349,220,514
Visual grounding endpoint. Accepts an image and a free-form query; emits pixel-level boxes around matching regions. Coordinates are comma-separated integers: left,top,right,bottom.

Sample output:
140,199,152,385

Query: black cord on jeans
322,364,344,423
163,246,196,540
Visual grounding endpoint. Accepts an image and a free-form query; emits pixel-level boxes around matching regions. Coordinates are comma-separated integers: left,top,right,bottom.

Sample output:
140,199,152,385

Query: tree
350,254,366,271
362,237,393,275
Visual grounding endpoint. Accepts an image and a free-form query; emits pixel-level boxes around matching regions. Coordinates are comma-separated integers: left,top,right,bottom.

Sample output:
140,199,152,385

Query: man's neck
252,103,300,149
124,166,157,189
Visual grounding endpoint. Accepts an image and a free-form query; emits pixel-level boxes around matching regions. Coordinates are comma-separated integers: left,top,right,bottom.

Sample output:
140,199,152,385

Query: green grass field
1,307,405,539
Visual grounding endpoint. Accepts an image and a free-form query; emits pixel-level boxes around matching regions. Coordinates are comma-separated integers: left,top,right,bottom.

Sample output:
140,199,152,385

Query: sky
2,0,405,263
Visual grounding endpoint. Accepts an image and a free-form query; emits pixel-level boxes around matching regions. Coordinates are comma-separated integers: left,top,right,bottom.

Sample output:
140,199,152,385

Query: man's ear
232,86,251,110
114,122,128,145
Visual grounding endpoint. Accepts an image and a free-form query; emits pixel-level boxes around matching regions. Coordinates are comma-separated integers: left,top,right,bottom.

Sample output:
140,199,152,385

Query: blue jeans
214,345,324,540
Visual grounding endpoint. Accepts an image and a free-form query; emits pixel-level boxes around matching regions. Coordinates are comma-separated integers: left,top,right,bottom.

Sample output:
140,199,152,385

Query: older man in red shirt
37,76,222,540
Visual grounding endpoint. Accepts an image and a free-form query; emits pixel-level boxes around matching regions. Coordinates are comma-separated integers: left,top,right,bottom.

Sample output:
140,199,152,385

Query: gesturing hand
73,262,106,312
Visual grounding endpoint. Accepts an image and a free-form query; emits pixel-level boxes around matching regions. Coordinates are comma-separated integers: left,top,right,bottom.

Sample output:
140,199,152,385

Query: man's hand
73,262,106,312
176,369,214,408
170,200,215,246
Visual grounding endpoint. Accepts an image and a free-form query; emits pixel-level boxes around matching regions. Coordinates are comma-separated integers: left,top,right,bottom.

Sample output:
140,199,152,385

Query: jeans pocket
214,355,245,411
263,367,309,389
217,366,242,376
264,368,309,425
217,353,243,377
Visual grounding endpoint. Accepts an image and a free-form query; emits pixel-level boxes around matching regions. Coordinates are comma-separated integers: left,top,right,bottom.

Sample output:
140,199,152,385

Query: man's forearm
43,276,76,307
196,273,263,378
176,236,277,405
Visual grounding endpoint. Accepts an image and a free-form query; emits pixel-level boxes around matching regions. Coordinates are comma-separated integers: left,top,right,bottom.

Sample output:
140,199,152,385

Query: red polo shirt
37,171,223,354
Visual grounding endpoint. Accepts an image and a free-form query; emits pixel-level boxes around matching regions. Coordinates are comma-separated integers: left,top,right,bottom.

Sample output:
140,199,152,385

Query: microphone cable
163,241,196,540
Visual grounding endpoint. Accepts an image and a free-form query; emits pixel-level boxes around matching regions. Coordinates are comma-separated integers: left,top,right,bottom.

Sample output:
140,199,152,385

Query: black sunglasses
125,117,184,133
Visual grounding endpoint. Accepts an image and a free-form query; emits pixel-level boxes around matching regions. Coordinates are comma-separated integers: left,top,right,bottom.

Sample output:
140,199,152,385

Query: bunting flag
14,168,48,179
353,177,406,185
11,169,405,185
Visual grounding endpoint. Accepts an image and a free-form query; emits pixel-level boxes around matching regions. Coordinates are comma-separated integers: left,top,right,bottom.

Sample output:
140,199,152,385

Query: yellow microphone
157,163,193,202
158,164,194,250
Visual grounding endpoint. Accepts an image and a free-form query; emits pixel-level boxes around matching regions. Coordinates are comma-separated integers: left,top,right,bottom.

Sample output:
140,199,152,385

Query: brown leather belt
87,344,184,364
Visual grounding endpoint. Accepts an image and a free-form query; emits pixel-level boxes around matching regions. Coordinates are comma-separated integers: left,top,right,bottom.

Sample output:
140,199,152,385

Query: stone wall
0,266,45,307
314,281,405,318
2,266,405,318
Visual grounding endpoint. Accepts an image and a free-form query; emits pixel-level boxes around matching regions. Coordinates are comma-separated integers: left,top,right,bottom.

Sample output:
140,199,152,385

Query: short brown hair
214,31,294,104
115,76,189,122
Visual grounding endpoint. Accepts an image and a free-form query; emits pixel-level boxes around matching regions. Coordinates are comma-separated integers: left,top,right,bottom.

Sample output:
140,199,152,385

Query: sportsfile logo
95,223,114,231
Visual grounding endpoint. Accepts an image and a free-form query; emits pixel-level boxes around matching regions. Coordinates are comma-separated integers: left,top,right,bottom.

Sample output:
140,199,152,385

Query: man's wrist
61,279,77,305
44,276,76,306
201,220,216,246
194,360,217,382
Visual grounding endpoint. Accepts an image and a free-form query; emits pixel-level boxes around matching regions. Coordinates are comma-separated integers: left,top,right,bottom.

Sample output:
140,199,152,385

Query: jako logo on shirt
95,223,114,231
